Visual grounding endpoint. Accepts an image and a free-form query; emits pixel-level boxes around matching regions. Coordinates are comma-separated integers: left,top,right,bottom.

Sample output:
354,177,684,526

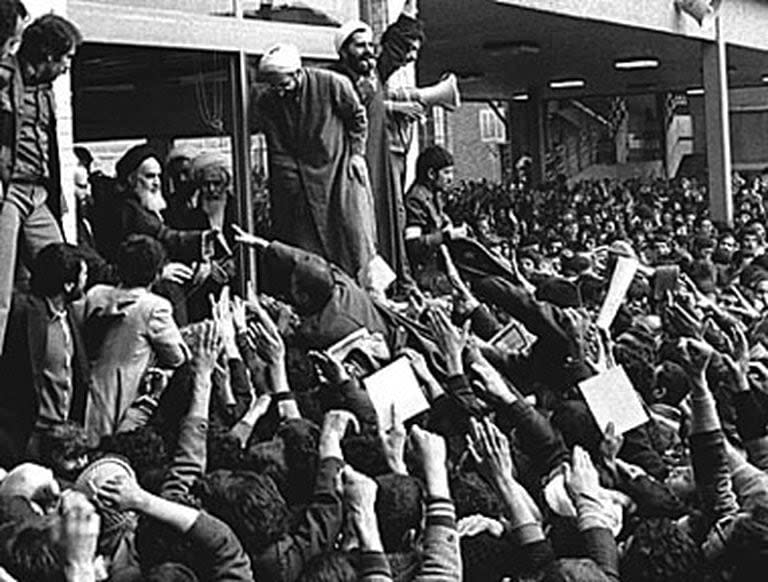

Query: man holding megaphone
386,73,462,193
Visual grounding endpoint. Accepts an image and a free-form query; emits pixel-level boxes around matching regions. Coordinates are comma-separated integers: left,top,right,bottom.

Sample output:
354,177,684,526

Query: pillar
508,90,546,186
702,17,733,225
229,51,255,294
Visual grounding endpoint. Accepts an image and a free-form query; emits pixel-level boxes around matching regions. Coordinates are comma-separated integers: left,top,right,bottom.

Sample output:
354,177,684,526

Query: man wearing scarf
252,43,376,280
330,0,425,287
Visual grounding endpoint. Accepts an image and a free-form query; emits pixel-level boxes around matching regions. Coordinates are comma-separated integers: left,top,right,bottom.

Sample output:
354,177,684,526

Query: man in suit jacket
0,242,90,468
82,234,189,441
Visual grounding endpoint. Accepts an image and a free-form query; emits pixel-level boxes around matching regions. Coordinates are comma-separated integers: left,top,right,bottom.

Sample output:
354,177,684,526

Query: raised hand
232,224,269,249
247,319,286,369
563,445,601,503
400,346,444,400
308,350,350,385
466,417,514,484
189,320,223,377
664,293,704,339
161,262,194,285
342,466,382,551
441,244,480,321
343,465,378,514
678,337,714,384
55,491,101,579
599,422,624,467
231,294,248,333
210,286,239,353
95,474,147,513
379,404,408,475
322,409,360,440
467,343,517,406
408,425,449,497
426,305,469,375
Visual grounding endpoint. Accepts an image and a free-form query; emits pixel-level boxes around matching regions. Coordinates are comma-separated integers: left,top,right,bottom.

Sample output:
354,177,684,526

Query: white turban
334,20,373,53
165,145,197,165
191,152,231,179
259,43,302,76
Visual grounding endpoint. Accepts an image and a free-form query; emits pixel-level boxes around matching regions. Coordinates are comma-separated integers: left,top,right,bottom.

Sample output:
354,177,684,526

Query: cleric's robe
254,67,374,276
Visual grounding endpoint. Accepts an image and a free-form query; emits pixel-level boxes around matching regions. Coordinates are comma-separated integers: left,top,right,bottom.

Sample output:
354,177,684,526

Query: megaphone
414,73,461,111
674,0,722,25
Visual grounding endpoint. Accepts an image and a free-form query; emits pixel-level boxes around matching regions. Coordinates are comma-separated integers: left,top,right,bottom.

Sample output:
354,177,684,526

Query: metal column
702,17,733,226
229,51,255,294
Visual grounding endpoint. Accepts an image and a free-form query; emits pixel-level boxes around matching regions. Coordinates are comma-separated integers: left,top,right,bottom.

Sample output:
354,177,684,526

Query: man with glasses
0,14,82,353
253,42,376,280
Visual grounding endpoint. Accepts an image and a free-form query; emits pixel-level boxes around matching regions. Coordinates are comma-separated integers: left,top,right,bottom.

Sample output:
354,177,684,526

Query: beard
348,53,376,75
138,188,167,214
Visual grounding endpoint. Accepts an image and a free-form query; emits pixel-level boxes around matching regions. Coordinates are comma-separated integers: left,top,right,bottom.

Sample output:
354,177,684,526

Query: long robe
329,16,416,283
253,67,375,277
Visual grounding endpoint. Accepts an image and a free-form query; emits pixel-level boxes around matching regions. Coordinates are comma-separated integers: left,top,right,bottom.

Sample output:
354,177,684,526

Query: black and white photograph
1,0,768,580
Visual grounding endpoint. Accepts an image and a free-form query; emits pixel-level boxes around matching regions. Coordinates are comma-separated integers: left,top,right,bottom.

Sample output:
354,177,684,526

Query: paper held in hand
363,357,430,431
327,328,369,362
578,365,649,435
596,256,639,330
488,319,536,354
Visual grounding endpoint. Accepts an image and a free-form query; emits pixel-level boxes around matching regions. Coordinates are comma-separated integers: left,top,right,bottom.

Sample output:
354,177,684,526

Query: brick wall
444,102,503,182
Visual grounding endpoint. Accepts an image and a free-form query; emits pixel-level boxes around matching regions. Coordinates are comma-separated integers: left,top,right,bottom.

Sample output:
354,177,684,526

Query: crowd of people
6,1,768,582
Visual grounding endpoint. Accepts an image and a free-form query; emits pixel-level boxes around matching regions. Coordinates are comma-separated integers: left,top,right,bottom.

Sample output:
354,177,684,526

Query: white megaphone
674,0,722,25
413,73,461,111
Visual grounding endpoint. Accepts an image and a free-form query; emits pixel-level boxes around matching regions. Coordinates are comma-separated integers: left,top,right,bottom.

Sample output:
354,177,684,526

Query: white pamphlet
596,256,638,330
578,365,649,435
363,357,430,431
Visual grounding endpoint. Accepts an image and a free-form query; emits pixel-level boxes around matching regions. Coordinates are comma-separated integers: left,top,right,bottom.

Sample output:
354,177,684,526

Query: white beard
139,189,167,214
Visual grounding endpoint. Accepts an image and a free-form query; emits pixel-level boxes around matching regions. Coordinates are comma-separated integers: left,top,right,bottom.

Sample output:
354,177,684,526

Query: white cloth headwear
259,43,302,76
334,20,373,53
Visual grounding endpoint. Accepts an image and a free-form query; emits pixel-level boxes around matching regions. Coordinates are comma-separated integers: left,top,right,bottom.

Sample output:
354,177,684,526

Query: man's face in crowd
742,234,761,257
73,164,91,203
404,38,422,64
755,280,768,312
64,261,87,303
342,30,376,75
641,218,654,233
135,158,162,196
519,256,535,277
718,235,737,259
652,240,671,259
430,165,454,192
167,156,192,188
36,47,76,84
200,166,229,214
697,246,714,261
665,465,696,500
267,71,300,98
696,219,714,237
563,221,578,241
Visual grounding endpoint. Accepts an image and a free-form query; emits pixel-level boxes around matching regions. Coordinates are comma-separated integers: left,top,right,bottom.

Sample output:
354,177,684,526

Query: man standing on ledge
253,43,376,280
0,14,82,353
330,0,424,289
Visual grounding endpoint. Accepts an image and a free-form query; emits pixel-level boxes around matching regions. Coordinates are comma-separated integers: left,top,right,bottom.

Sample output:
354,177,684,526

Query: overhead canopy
418,0,768,99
